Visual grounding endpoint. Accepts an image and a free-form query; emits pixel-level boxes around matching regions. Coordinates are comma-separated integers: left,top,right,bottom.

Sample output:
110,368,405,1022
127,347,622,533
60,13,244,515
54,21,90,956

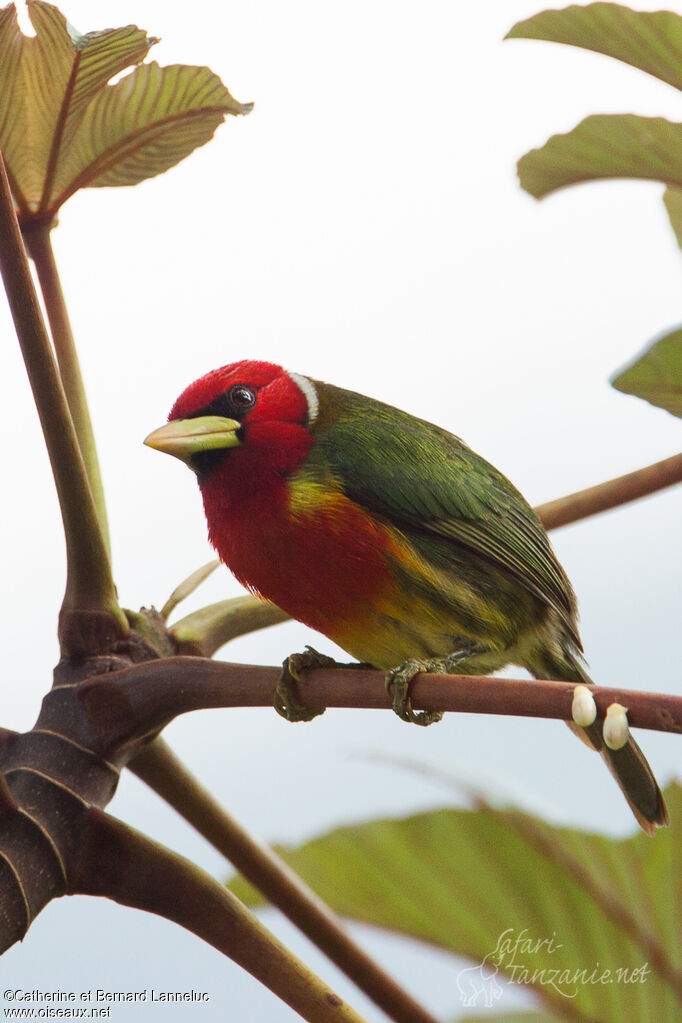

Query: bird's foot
385,643,485,727
274,646,337,723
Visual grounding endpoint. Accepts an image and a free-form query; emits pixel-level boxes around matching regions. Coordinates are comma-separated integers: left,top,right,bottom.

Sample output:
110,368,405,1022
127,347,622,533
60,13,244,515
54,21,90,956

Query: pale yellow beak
144,415,241,468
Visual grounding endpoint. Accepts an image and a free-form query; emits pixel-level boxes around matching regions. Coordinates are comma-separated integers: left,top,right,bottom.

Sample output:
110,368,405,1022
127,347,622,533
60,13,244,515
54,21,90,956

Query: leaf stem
0,151,126,651
171,595,289,656
130,739,440,1023
22,222,112,558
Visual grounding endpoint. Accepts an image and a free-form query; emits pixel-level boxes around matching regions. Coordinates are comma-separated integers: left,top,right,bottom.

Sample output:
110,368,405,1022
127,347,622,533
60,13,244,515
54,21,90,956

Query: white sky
1,1,681,1020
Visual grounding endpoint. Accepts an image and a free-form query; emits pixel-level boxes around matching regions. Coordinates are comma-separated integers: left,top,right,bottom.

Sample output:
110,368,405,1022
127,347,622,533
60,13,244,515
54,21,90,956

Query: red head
147,360,318,482
169,360,310,427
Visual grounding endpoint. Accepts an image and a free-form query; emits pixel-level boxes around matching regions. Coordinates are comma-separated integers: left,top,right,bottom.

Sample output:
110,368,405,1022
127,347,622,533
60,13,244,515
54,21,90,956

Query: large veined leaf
0,1,250,220
507,3,682,212
51,60,248,201
507,4,682,93
612,329,682,418
518,114,682,199
229,783,682,1022
663,187,682,251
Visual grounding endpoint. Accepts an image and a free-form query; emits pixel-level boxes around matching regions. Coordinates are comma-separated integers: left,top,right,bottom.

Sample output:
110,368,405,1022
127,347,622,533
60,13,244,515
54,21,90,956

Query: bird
145,359,668,835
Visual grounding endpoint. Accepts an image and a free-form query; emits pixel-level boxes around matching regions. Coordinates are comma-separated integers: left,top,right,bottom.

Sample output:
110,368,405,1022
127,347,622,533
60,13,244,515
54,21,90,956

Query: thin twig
536,452,682,530
130,739,440,1023
23,224,111,557
0,150,126,649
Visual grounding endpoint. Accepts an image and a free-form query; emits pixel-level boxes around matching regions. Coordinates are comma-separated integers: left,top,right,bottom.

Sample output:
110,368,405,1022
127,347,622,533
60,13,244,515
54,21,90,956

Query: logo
455,953,503,1008
456,928,651,1007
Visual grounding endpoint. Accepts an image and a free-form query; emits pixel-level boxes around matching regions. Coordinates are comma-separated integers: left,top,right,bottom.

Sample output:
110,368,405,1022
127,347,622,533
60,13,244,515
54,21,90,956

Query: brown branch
38,659,681,760
129,739,439,1023
536,452,682,530
72,808,368,1023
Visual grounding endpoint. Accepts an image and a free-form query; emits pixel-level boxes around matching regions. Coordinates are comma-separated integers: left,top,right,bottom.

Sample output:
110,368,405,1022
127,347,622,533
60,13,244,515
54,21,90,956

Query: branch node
58,609,129,660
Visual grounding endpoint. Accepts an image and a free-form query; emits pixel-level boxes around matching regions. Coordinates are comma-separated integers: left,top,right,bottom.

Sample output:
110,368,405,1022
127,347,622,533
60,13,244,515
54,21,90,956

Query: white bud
603,703,629,750
571,685,597,728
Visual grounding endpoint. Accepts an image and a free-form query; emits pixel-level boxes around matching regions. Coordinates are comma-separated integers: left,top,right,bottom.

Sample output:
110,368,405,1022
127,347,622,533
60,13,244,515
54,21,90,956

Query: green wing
311,384,579,645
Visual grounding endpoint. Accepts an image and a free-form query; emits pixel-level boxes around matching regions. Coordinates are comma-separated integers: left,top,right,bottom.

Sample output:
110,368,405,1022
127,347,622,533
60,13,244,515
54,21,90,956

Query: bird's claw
385,659,444,727
274,646,335,723
385,643,485,727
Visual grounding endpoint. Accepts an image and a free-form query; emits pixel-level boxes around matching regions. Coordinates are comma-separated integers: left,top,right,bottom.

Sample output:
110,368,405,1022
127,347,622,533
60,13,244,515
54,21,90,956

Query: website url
4,1011,111,1019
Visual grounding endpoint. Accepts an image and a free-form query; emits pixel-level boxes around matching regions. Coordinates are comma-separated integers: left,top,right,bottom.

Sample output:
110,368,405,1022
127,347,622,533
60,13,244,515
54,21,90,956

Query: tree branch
38,658,680,760
72,808,368,1023
129,739,440,1023
536,451,682,530
0,150,126,653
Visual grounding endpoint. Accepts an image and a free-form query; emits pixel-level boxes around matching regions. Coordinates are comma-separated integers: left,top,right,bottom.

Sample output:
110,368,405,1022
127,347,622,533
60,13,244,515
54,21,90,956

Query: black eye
228,384,256,411
188,383,257,423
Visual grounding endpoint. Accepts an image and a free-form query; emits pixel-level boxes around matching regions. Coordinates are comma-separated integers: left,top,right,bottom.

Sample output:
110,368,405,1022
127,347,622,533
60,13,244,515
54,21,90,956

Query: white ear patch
288,371,319,425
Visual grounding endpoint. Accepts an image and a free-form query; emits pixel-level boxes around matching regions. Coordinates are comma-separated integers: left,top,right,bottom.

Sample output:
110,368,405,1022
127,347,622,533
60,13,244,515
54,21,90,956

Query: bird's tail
530,646,668,836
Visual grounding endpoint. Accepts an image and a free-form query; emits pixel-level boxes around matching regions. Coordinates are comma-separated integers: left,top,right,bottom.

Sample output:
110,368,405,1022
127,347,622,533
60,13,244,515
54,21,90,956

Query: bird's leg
274,646,333,722
386,642,488,726
274,646,372,723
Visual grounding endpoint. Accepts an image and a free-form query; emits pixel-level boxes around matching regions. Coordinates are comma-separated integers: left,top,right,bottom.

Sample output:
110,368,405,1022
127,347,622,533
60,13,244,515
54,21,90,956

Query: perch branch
39,658,680,759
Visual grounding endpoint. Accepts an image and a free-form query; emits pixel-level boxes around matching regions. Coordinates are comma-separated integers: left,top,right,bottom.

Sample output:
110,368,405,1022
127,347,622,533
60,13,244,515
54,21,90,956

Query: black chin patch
191,448,231,477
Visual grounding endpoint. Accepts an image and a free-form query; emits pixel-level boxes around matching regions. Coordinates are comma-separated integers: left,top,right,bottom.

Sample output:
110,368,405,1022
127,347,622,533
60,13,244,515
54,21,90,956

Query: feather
310,382,580,647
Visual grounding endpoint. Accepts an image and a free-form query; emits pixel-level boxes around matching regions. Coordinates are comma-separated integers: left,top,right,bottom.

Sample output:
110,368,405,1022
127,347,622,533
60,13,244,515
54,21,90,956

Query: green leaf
518,114,682,199
507,3,682,93
663,187,682,251
53,61,251,203
612,329,682,418
0,1,250,218
0,1,152,212
229,783,682,1023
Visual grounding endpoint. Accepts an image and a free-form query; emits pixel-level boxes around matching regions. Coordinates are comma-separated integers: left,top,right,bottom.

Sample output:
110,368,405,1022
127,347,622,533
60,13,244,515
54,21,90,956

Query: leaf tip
516,154,548,200
503,21,524,41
